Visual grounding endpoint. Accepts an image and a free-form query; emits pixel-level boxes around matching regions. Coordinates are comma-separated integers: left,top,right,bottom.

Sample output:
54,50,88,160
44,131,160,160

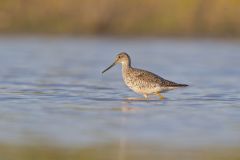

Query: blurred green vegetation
1,143,240,160
0,0,240,36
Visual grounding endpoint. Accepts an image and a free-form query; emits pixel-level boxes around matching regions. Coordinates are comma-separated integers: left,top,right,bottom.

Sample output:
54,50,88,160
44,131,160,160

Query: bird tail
175,83,188,87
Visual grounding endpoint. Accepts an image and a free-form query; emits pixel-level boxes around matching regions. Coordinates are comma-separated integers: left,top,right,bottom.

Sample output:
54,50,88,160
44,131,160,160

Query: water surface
0,37,239,150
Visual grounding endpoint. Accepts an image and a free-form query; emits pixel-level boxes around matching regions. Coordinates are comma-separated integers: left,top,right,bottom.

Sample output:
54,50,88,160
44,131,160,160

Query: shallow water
0,37,239,149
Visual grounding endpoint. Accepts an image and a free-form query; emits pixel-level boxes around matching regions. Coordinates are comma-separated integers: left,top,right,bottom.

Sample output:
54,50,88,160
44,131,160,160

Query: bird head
102,52,130,74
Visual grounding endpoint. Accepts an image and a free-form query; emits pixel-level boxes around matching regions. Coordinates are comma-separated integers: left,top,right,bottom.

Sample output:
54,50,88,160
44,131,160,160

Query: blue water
0,37,239,148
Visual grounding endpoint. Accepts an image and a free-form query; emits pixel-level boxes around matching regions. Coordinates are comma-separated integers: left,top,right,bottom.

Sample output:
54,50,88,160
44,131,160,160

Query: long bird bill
102,61,116,74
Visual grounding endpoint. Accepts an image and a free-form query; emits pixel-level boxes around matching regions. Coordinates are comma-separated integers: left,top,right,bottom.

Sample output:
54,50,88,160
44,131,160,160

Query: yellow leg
156,93,165,100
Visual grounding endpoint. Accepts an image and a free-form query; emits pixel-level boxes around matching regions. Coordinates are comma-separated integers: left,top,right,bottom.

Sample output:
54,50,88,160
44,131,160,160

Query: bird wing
133,68,182,87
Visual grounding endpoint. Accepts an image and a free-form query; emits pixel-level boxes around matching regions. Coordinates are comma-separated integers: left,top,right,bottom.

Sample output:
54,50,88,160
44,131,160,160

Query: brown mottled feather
130,68,188,87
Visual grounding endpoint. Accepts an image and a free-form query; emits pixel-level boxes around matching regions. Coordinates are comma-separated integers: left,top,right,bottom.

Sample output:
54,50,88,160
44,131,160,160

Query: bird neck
121,60,132,72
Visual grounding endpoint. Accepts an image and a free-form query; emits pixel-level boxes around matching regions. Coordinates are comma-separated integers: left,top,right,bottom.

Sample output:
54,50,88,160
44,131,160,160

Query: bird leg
156,93,165,100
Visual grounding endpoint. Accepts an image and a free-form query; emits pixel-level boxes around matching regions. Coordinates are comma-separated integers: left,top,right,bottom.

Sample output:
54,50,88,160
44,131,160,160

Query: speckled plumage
102,52,188,99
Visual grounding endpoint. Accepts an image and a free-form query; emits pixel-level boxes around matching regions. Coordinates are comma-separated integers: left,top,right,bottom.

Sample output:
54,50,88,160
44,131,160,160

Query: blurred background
0,1,240,160
0,0,240,37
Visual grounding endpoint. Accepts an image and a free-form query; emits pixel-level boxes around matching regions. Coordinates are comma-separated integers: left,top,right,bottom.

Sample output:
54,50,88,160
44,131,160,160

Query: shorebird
102,52,188,100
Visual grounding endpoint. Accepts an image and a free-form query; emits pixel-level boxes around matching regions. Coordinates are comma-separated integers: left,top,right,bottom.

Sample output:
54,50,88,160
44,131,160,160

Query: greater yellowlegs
102,52,188,100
